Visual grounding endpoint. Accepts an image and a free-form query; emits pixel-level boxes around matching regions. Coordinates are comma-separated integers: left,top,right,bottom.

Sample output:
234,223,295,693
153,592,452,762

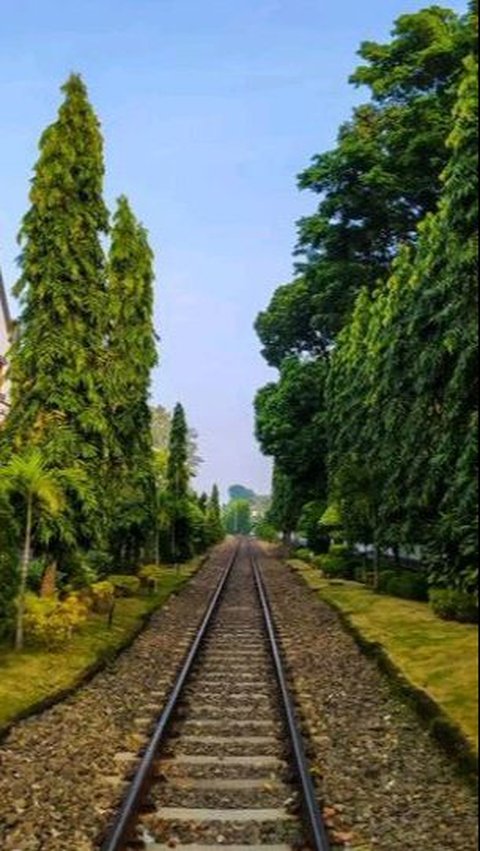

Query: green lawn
289,560,479,751
0,563,198,733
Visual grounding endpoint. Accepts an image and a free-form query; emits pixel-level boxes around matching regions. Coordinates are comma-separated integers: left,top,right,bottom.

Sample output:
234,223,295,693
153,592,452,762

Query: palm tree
0,450,65,650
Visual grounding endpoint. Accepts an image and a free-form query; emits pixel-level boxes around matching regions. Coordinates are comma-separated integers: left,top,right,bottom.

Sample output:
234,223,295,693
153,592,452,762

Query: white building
0,266,12,421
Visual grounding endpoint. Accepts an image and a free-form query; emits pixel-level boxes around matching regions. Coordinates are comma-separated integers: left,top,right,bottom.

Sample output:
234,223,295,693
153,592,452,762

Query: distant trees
223,499,252,535
254,4,478,601
206,484,224,546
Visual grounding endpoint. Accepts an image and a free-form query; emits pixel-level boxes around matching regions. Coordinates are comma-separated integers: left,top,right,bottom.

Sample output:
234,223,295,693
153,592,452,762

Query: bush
294,548,313,563
108,574,141,597
24,593,88,650
89,580,115,613
138,565,164,593
378,570,429,602
26,559,47,593
320,545,359,581
0,552,18,640
430,589,479,624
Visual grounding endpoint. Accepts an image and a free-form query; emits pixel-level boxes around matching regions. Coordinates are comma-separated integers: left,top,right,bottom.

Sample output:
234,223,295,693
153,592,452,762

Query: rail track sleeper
252,552,331,851
100,544,240,851
100,541,331,851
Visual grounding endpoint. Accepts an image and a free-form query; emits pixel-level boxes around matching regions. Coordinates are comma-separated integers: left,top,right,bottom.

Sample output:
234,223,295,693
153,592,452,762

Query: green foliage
89,580,115,613
254,7,477,596
430,589,479,624
298,501,330,554
320,550,358,581
205,484,224,545
265,466,302,537
253,519,278,542
108,574,141,597
228,484,256,502
4,74,111,561
0,494,19,637
294,548,313,564
138,564,164,593
23,592,88,649
255,358,328,517
223,498,252,535
295,5,469,339
106,196,157,570
378,570,429,602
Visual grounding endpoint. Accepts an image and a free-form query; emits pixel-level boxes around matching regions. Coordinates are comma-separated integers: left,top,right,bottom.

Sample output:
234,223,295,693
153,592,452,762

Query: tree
4,74,110,566
228,484,256,502
206,484,224,544
327,38,478,591
255,357,328,508
151,404,203,476
224,498,251,535
106,196,157,568
166,403,191,561
295,5,470,340
0,450,65,650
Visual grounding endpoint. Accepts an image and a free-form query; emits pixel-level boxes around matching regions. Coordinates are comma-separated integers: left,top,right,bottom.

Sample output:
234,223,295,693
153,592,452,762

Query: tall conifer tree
167,403,190,561
106,196,157,566
206,483,224,544
5,74,111,561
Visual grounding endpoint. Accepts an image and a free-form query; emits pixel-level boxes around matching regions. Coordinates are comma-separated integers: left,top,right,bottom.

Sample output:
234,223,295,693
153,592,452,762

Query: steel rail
100,542,240,851
252,550,331,851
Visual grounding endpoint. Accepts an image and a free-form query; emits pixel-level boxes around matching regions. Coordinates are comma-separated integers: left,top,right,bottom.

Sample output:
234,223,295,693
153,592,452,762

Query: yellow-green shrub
89,581,115,613
138,565,164,593
109,575,141,597
24,593,88,650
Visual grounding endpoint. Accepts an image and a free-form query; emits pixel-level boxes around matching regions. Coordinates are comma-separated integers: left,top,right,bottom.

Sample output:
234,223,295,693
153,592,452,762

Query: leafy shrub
254,520,278,542
378,570,429,601
0,552,18,640
138,565,164,593
377,570,396,593
24,593,88,649
89,580,115,613
109,574,141,597
430,589,479,624
294,548,312,563
26,559,47,593
320,546,359,580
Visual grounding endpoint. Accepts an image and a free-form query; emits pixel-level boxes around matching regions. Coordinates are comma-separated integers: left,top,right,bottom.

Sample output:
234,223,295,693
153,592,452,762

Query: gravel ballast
0,544,231,851
259,546,478,851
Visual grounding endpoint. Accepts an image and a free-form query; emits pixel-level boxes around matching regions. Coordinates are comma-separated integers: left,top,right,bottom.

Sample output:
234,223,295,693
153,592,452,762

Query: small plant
23,592,88,650
379,570,429,601
294,548,312,563
320,546,359,580
430,589,478,624
138,565,164,593
108,574,141,597
89,580,115,613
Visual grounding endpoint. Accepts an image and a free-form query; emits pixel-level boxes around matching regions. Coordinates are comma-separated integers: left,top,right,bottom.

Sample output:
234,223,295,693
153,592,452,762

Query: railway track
100,539,330,851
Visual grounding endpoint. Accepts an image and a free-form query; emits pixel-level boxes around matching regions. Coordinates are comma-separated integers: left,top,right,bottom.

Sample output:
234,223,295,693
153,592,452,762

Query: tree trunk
40,561,57,598
16,494,33,651
373,544,380,590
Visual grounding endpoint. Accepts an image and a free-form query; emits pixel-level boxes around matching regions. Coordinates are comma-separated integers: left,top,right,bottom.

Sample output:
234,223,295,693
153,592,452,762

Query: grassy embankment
289,559,478,759
0,562,199,734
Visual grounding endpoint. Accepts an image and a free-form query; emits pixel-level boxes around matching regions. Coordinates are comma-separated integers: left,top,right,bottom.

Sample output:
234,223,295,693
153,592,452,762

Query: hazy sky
0,0,466,499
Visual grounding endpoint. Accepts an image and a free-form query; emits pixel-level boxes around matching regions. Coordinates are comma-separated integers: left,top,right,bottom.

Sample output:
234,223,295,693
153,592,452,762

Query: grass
289,559,479,752
0,562,199,733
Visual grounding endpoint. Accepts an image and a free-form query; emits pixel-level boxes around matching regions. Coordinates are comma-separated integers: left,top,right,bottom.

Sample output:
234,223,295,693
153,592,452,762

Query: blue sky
0,0,467,499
